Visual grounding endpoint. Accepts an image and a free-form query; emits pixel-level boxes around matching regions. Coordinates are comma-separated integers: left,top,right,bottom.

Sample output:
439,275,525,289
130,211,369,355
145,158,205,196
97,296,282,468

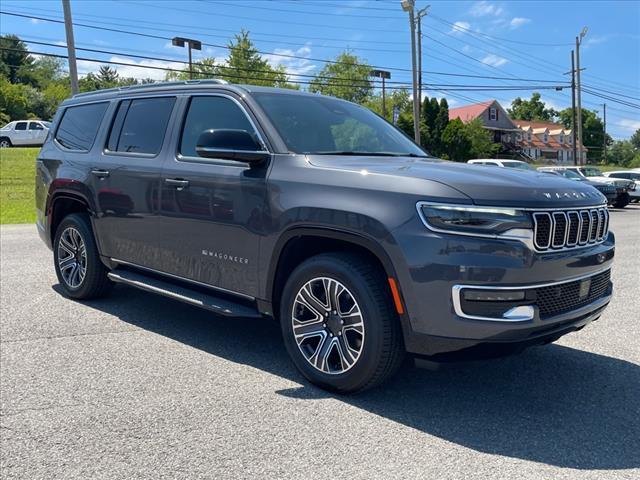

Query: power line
0,11,569,83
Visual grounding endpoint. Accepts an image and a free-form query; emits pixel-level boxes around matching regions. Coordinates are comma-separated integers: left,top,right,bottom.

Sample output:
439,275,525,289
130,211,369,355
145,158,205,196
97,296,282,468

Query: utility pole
571,50,578,166
62,0,79,95
603,103,607,163
575,27,588,165
172,37,202,79
370,70,391,119
401,0,420,145
416,6,430,123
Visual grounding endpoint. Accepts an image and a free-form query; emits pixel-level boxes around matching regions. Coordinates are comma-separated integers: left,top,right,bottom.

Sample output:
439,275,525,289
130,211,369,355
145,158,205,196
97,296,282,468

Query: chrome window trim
451,267,611,322
110,258,255,301
175,92,270,164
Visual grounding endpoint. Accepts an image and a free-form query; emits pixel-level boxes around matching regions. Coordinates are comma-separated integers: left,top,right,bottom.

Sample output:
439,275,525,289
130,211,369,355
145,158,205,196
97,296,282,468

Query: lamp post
401,0,421,145
575,26,587,165
370,69,391,119
172,37,202,79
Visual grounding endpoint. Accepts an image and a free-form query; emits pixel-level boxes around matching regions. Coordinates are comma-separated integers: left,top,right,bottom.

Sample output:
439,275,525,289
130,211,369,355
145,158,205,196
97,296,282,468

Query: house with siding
448,99,587,164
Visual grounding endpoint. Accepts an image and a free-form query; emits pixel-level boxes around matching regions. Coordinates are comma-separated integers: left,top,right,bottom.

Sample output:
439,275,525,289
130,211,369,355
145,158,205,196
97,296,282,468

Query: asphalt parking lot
1,206,639,480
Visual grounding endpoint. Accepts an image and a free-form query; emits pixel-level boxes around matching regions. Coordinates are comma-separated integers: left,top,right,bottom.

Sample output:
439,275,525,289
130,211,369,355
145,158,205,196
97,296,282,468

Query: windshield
557,169,585,180
503,161,534,171
252,92,428,157
581,167,603,177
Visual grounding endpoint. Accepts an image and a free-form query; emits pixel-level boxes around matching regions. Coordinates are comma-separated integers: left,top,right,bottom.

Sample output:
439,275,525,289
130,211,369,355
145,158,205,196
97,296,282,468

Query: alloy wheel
291,277,365,374
57,227,87,288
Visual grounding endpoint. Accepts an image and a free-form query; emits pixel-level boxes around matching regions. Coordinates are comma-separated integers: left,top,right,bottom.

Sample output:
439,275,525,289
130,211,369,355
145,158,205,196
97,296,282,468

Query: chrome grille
533,207,609,251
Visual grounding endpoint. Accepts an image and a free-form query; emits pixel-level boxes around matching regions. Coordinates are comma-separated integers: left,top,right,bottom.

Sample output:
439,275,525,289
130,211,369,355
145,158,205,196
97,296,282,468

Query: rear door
12,122,28,145
89,96,179,270
157,93,269,298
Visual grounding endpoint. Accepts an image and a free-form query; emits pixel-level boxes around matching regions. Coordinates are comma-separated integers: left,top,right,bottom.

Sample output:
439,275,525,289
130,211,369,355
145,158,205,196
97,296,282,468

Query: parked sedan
603,170,640,203
538,167,618,205
0,120,51,147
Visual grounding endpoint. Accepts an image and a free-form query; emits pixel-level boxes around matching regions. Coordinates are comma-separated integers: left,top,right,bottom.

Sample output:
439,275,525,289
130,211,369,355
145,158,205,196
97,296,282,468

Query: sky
1,0,639,139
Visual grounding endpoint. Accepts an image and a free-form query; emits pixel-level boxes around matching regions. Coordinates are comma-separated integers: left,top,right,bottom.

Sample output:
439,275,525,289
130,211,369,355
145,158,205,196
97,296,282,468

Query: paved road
1,207,639,480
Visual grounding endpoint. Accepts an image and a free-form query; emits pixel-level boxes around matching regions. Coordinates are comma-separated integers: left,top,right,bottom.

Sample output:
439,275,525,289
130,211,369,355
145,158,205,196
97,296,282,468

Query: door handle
91,169,110,178
165,178,190,190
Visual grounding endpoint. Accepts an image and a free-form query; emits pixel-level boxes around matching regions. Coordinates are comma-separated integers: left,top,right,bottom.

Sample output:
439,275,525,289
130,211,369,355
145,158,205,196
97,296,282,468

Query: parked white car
467,159,535,171
0,120,51,147
603,170,640,202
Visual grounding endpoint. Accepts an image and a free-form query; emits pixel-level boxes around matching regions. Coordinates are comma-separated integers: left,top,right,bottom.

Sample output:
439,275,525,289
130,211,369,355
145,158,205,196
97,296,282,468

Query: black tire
280,252,404,393
0,137,12,148
53,213,112,299
613,192,630,209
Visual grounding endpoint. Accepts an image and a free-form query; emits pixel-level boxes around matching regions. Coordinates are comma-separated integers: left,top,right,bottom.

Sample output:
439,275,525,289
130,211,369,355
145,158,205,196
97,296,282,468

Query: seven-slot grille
532,206,609,251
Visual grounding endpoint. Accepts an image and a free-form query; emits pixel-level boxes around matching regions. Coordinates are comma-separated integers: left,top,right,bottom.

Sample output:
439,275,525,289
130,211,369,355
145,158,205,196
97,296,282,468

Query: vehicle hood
307,155,607,208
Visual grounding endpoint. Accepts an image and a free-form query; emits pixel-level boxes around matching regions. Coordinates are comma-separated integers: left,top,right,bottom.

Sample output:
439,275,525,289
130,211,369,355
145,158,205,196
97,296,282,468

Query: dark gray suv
36,80,614,392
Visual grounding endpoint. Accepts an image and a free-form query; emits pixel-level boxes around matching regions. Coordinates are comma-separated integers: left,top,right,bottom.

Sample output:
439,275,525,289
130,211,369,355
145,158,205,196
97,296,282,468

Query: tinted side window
179,96,256,157
56,102,108,151
29,122,44,130
15,122,27,131
108,97,175,155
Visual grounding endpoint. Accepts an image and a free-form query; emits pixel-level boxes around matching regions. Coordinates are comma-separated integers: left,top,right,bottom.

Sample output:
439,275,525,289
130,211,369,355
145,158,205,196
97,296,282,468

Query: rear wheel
53,213,112,299
280,252,404,393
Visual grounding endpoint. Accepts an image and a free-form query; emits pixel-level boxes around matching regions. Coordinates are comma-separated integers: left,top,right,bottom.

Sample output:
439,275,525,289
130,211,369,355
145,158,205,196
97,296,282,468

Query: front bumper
389,219,615,358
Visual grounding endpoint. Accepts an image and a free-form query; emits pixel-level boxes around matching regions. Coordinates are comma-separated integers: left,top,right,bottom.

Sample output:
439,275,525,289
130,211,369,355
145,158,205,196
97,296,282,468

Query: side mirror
195,129,269,164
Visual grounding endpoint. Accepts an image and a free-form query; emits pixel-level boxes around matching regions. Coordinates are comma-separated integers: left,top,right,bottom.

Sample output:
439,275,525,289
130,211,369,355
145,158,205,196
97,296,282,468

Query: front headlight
418,203,532,236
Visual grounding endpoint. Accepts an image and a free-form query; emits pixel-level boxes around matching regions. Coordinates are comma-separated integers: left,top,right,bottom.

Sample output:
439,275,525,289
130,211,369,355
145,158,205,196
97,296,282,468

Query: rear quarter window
107,97,176,155
55,102,109,151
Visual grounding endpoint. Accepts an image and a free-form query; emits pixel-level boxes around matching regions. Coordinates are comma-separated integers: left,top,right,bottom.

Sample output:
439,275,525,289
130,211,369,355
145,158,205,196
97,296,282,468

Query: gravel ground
1,206,639,479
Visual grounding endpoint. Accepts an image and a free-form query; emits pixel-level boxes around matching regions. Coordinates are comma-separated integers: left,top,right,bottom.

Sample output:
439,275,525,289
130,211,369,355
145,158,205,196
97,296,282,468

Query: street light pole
370,70,391,119
603,103,607,163
571,50,578,166
172,37,202,79
575,27,587,165
416,6,429,124
401,0,420,145
62,0,78,94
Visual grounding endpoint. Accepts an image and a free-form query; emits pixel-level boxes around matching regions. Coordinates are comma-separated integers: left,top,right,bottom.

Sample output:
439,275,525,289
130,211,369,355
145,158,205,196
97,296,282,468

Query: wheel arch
48,192,94,244
265,227,411,338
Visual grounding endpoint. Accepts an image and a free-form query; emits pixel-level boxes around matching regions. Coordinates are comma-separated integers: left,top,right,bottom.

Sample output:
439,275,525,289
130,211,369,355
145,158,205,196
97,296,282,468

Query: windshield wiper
307,150,429,157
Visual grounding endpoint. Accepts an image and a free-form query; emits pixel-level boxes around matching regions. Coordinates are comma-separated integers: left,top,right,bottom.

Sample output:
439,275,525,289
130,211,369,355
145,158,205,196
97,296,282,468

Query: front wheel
280,252,404,393
53,213,112,299
614,192,630,209
0,138,12,148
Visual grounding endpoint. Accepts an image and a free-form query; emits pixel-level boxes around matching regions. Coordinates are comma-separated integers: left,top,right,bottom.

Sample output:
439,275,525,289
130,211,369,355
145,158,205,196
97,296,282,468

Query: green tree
630,128,640,150
441,118,472,161
363,88,411,123
0,77,30,120
557,108,610,162
608,140,638,167
0,35,33,84
508,92,557,121
216,30,292,87
309,52,372,104
465,118,500,158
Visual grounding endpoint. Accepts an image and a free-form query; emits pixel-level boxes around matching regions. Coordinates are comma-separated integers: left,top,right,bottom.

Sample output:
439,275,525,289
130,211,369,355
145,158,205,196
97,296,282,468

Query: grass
0,148,38,224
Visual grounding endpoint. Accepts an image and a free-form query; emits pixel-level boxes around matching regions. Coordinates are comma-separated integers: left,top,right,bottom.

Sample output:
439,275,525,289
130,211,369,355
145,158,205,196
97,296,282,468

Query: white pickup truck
0,120,51,147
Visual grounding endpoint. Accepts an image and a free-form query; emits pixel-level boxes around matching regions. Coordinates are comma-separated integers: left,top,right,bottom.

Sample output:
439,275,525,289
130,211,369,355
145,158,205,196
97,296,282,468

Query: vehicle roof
61,79,325,106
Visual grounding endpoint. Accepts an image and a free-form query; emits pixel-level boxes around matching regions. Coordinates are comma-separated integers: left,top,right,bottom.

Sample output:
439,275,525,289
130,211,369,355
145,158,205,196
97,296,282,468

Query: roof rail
72,78,229,98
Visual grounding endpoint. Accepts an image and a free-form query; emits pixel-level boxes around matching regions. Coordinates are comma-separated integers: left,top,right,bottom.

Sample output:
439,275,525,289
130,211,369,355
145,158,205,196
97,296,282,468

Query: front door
157,94,269,298
90,96,178,270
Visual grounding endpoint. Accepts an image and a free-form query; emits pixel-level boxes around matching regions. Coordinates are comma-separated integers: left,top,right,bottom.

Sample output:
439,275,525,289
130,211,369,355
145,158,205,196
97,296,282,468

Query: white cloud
481,54,508,67
30,18,43,24
509,17,531,29
462,44,472,54
450,21,471,35
263,44,317,79
616,118,640,132
76,56,187,80
469,1,504,17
